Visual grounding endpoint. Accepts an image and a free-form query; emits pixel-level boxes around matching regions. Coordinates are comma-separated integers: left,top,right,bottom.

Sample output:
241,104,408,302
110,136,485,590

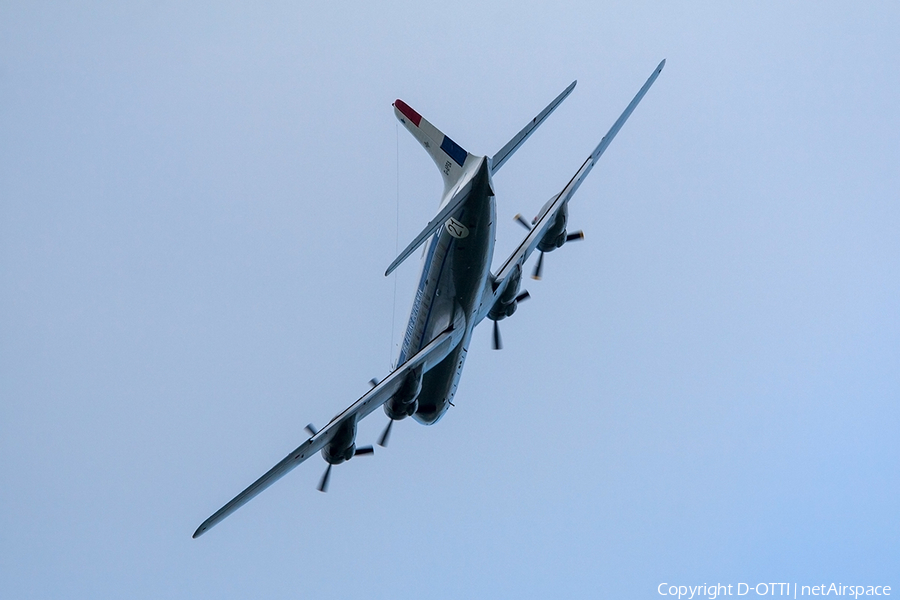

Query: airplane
193,59,665,538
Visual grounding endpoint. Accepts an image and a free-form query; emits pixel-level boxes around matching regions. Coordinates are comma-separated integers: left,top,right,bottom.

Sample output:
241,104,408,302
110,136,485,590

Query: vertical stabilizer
394,100,476,193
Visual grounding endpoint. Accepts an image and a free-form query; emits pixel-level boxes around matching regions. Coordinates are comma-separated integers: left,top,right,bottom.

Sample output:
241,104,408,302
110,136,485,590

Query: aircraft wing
476,60,665,323
193,318,465,538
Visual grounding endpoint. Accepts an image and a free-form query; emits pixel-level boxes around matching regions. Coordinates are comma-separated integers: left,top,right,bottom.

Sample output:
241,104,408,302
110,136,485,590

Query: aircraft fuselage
397,157,495,424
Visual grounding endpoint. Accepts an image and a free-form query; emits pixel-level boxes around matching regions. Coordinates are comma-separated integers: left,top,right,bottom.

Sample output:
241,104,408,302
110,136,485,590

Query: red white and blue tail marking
394,99,473,191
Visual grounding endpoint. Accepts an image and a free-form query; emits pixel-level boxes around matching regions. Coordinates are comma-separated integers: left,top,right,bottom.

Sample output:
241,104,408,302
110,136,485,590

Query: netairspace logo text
658,583,891,600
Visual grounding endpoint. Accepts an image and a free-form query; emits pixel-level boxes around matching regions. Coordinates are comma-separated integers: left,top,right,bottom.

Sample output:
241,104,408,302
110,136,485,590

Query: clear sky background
2,2,897,598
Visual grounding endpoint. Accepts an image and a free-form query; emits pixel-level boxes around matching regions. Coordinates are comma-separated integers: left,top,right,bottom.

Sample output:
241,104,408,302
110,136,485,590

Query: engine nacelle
488,263,523,322
383,369,422,421
537,203,569,253
321,418,358,465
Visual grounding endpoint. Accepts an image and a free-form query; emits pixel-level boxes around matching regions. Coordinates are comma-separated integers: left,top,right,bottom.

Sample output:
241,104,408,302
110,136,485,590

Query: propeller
318,464,332,492
492,320,503,350
532,232,583,280
378,419,393,447
317,446,374,493
514,213,533,230
532,251,545,280
491,291,530,350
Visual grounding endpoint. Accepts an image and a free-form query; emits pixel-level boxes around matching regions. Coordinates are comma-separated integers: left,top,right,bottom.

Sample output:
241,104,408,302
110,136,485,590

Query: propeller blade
305,423,317,436
532,252,545,280
378,419,393,447
492,320,503,350
317,464,332,493
354,445,374,456
566,230,584,242
514,214,533,231
515,290,530,303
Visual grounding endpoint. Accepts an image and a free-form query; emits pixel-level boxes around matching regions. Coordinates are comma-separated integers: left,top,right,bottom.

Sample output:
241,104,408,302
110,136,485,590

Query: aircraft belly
412,181,495,424
414,339,468,424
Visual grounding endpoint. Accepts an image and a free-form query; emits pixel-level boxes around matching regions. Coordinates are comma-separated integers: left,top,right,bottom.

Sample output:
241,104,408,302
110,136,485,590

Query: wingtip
658,58,666,71
192,525,206,539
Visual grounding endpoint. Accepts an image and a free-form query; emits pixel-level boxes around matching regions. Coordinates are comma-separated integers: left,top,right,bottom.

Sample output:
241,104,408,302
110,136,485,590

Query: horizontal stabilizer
490,80,576,175
384,158,486,276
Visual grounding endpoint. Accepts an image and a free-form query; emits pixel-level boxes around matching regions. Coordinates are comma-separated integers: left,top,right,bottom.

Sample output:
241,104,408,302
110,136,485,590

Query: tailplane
490,80,576,175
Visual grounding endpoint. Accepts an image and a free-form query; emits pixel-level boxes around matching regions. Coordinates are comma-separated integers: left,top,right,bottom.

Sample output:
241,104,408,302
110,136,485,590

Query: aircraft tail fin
490,80,576,175
394,100,475,192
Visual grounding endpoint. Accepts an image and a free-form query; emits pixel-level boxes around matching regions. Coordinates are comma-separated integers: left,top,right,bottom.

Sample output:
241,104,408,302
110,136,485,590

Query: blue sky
2,2,898,598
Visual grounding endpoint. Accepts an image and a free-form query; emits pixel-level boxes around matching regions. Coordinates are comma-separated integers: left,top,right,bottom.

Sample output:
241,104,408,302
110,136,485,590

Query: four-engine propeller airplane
193,60,665,538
